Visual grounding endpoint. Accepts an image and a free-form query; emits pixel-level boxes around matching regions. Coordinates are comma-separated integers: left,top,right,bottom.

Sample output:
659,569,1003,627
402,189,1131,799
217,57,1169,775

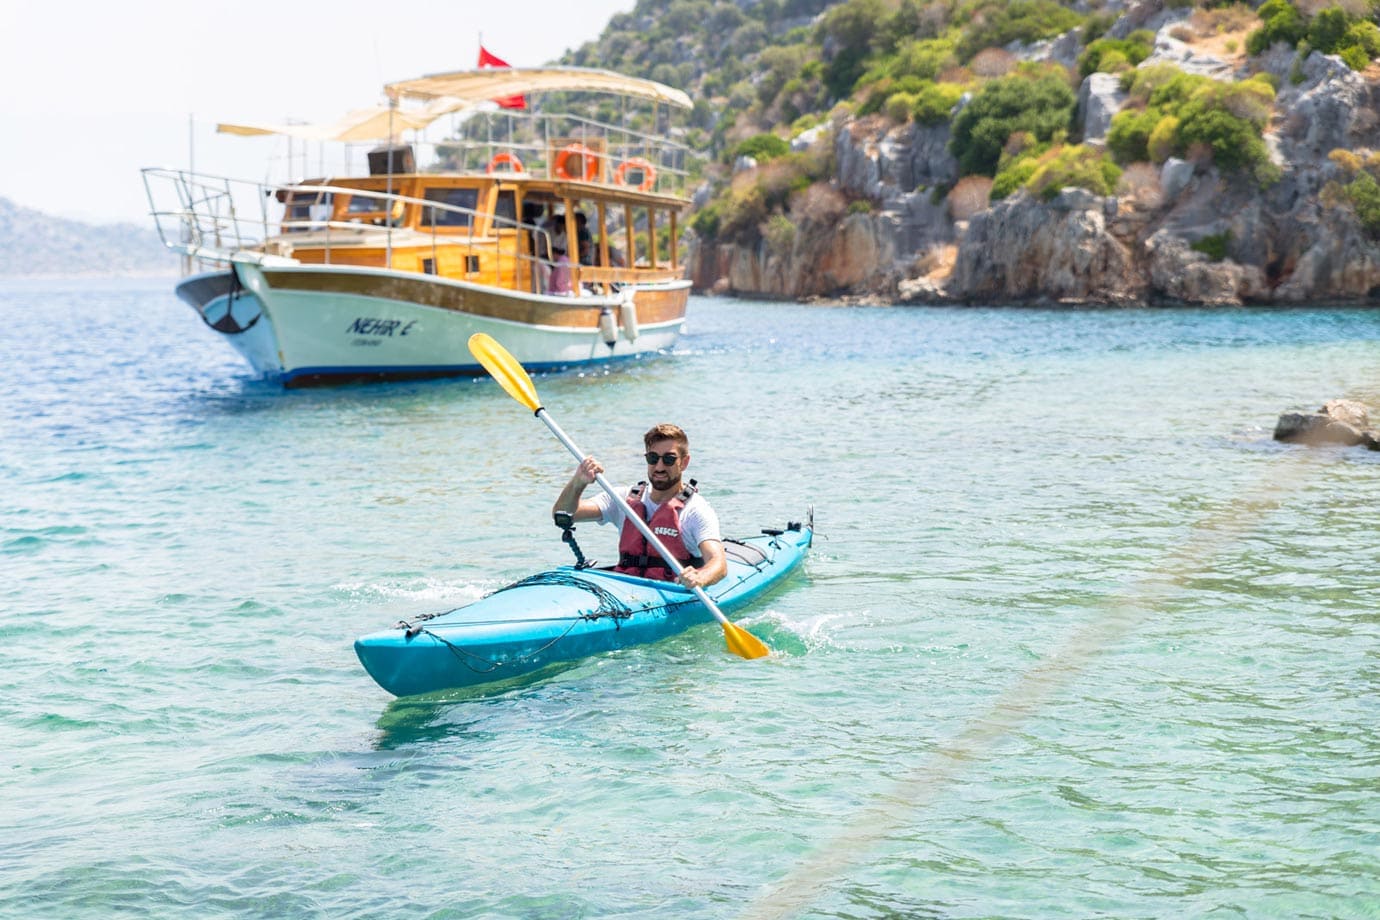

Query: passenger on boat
528,213,562,294
553,424,727,588
575,212,594,265
548,253,572,295
545,217,573,294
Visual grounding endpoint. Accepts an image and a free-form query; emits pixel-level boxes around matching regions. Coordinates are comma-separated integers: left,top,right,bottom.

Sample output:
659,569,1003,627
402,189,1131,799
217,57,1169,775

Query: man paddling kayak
553,423,727,590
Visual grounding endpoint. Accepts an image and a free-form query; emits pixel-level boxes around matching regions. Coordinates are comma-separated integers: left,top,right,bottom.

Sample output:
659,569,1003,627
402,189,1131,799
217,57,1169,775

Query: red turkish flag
478,45,526,110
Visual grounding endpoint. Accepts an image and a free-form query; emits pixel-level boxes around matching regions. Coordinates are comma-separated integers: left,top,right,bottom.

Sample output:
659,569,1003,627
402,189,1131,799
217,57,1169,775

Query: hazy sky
0,0,635,224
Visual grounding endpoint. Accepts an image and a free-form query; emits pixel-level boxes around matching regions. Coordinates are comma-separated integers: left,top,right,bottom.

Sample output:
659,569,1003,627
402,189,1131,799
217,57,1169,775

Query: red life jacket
616,480,704,581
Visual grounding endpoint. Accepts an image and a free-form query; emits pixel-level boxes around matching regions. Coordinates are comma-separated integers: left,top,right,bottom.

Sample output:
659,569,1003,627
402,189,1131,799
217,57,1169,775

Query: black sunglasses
644,452,680,466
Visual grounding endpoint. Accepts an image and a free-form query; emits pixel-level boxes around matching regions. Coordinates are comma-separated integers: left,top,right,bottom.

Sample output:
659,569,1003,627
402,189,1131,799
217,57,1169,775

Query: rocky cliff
688,10,1380,306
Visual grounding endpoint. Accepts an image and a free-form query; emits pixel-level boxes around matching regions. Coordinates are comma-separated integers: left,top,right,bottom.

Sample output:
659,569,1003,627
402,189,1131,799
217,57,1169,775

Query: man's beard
650,468,681,493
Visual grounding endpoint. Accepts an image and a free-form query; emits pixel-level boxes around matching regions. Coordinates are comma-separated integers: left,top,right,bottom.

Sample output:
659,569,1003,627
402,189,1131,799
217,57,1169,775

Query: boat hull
355,524,812,696
176,263,689,386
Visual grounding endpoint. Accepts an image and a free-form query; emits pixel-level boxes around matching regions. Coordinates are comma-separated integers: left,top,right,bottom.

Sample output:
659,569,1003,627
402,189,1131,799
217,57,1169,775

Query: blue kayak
355,520,812,696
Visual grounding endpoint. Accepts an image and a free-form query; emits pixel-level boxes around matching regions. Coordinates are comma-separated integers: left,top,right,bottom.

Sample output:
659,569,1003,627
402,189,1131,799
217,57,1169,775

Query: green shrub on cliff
913,81,967,124
861,36,961,87
1343,171,1380,238
697,145,833,245
1191,231,1231,261
949,69,1077,176
1078,31,1154,77
884,90,919,121
713,183,767,242
859,74,926,115
992,144,1120,201
1027,145,1122,200
1246,0,1307,55
1107,106,1165,163
1346,21,1380,58
1247,0,1378,71
990,157,1040,200
1308,6,1350,54
956,0,1083,61
690,201,722,239
733,134,791,164
1339,43,1371,70
818,0,891,98
761,213,798,253
1107,67,1277,181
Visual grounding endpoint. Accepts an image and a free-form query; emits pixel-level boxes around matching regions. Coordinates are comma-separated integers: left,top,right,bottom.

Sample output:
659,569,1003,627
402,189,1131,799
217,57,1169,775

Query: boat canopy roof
385,67,692,110
217,97,490,142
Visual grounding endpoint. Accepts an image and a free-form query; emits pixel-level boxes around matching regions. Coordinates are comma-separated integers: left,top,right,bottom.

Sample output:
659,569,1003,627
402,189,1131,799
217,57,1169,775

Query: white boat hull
176,264,687,387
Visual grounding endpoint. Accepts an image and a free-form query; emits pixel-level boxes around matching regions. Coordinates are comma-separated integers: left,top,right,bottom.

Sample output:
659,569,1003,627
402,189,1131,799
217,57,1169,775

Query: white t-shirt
591,485,722,560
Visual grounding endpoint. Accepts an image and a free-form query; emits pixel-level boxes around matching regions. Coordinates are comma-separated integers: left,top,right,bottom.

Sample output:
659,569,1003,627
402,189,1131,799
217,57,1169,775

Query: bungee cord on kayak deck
499,570,635,625
394,570,701,677
419,619,582,676
397,573,633,635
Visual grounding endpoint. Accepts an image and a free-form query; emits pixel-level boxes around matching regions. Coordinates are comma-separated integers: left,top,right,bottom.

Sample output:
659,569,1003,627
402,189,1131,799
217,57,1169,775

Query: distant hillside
0,197,178,277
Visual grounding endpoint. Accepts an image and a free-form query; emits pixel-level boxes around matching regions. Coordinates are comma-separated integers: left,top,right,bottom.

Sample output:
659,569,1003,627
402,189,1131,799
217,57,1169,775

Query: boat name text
347,318,417,337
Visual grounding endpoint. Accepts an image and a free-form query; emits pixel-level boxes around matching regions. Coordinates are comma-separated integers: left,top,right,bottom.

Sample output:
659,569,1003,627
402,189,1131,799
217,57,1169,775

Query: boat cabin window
494,189,516,225
281,191,331,233
338,190,406,226
346,193,390,215
422,187,479,229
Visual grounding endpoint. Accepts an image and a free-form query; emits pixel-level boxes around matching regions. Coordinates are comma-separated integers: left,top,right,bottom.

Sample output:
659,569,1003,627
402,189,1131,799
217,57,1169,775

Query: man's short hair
644,423,689,452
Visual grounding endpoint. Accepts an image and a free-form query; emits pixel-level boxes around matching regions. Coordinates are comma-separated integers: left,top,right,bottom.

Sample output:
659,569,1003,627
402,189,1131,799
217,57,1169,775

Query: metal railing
141,167,678,295
421,109,695,193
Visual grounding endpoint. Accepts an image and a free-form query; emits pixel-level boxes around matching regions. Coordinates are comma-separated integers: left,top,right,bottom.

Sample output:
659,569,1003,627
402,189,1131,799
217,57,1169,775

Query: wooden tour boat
142,67,696,387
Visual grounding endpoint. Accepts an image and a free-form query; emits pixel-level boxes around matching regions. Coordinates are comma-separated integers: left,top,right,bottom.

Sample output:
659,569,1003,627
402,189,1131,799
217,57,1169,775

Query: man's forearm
553,477,587,516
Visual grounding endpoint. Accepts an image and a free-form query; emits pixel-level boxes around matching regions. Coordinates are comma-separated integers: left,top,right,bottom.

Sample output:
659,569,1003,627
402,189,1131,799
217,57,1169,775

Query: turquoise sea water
3,277,1379,918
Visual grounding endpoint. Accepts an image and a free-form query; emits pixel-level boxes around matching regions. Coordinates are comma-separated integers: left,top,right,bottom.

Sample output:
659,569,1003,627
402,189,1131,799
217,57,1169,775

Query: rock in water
1274,399,1379,449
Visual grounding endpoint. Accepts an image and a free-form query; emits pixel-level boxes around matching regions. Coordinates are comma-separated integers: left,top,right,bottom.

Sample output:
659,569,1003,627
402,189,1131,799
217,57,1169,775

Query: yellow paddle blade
723,621,771,659
468,333,541,412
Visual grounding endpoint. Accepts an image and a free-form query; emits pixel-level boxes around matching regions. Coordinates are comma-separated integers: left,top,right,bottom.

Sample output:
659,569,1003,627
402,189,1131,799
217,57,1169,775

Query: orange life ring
485,152,525,174
613,157,656,192
553,143,599,182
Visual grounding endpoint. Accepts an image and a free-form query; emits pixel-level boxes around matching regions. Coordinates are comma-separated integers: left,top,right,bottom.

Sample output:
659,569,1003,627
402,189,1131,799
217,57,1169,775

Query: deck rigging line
399,570,698,676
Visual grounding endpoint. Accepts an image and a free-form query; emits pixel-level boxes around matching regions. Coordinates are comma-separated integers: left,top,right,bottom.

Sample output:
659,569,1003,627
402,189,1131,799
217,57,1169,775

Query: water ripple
4,284,1379,917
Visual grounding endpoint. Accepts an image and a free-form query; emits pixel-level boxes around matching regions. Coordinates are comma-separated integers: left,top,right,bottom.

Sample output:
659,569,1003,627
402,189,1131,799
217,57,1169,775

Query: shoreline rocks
1274,399,1380,449
687,32,1380,307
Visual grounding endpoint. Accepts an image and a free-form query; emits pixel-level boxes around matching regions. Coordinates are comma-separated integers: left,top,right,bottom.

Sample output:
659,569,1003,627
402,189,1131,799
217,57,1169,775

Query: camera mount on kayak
553,510,595,569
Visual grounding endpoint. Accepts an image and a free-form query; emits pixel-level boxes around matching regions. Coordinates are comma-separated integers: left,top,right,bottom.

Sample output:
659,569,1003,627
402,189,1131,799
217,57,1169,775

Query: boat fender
618,292,639,342
598,307,618,347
